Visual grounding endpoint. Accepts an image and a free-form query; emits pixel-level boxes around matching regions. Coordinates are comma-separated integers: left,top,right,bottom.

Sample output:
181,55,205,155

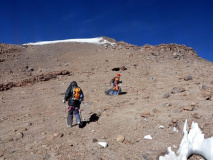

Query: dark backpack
111,77,115,83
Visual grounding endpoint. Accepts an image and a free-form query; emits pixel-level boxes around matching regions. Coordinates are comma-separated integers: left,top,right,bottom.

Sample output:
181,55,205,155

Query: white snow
159,119,213,160
23,37,115,45
159,125,164,129
144,135,152,140
98,142,108,148
173,127,179,133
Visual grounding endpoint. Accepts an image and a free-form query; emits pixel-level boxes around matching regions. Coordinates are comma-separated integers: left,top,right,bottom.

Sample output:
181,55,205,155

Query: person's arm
64,85,72,102
118,80,122,84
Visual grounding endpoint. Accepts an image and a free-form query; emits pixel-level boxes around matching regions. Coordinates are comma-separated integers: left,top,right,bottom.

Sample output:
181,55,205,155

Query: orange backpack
72,87,81,100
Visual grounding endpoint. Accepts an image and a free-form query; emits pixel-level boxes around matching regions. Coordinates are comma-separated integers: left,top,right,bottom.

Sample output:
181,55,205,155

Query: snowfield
23,37,114,45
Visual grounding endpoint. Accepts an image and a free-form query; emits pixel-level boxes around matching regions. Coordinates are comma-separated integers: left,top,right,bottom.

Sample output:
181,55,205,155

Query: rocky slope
0,37,212,160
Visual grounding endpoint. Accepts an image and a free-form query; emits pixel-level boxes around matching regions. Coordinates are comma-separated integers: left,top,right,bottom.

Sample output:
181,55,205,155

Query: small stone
148,77,153,80
142,96,149,99
199,123,205,130
123,140,134,145
16,132,24,138
27,122,32,126
41,132,46,135
162,103,171,107
172,123,177,127
25,146,32,151
142,154,148,160
184,75,193,81
20,128,27,131
92,138,98,143
172,119,178,123
44,154,51,159
120,66,127,71
183,106,194,111
192,113,202,119
141,111,151,118
152,108,161,114
162,93,170,99
46,135,54,141
171,87,186,94
53,133,63,138
42,144,49,149
128,53,133,57
116,135,125,143
191,102,196,106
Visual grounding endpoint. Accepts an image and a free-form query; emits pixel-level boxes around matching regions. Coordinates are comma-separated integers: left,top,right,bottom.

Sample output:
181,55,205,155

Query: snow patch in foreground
24,37,115,46
159,119,213,160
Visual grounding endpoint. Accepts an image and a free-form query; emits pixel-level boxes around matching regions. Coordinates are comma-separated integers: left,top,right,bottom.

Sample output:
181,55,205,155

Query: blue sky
1,0,213,62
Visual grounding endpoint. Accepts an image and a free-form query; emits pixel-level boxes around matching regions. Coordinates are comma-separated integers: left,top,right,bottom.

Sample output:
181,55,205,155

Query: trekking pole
79,108,83,122
83,101,91,114
64,105,67,118
63,99,67,118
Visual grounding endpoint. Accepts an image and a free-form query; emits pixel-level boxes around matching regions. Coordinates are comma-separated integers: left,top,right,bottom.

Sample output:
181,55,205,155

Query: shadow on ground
79,113,99,128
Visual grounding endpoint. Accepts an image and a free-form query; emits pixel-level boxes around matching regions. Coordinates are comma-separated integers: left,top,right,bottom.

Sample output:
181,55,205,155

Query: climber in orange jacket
110,73,122,95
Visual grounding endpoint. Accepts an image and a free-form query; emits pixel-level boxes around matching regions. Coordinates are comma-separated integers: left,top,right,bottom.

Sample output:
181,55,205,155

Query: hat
117,73,121,77
71,81,78,86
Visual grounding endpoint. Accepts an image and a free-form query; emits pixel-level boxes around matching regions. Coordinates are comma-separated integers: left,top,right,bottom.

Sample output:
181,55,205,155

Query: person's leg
67,106,73,127
74,107,81,124
110,89,114,95
114,84,118,95
110,83,117,94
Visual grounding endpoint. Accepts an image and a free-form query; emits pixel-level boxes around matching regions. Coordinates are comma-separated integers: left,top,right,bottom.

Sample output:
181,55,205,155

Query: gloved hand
63,99,66,103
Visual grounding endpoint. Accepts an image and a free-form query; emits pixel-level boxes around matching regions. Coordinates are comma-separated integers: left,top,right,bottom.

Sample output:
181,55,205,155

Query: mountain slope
0,37,212,160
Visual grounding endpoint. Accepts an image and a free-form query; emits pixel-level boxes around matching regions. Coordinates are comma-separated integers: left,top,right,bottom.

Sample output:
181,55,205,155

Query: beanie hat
71,81,77,86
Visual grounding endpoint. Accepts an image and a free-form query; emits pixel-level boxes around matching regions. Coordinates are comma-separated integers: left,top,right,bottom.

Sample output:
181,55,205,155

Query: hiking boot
114,91,118,95
67,124,72,128
77,121,81,125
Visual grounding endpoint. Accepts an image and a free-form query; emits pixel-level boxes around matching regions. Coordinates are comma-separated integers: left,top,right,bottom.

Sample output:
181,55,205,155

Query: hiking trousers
67,106,81,126
113,83,119,91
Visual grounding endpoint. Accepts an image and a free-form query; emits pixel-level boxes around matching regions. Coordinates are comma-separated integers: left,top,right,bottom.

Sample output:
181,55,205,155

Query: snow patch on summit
24,37,115,46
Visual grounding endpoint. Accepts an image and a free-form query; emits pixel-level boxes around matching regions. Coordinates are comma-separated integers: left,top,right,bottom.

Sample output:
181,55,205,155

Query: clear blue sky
1,0,213,62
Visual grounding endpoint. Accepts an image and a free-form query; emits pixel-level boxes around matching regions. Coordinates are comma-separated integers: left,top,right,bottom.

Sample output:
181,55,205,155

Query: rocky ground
0,37,213,160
